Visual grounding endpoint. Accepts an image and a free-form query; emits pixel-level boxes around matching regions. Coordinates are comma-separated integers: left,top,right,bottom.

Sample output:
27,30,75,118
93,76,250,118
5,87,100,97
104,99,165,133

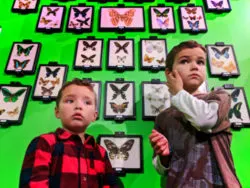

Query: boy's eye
84,100,92,105
197,60,205,65
65,99,74,103
180,59,188,64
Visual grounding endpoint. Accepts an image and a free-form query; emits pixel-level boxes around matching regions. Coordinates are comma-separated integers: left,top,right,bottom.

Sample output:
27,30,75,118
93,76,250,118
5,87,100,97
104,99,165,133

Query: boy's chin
63,124,88,133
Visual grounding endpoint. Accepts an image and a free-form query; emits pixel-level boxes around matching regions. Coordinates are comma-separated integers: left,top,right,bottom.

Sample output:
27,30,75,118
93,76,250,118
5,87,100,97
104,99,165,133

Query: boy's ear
165,68,170,79
55,107,60,119
92,111,98,122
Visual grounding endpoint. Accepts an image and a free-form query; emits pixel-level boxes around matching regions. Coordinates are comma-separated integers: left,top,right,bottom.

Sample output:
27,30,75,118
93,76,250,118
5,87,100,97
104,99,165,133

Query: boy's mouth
189,73,200,78
72,113,83,120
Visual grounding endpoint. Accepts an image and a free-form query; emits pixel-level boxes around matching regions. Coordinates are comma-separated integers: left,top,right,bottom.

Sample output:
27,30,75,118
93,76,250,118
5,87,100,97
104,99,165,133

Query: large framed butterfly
12,0,40,13
36,5,66,33
142,81,171,120
0,83,31,126
97,134,143,174
74,38,103,71
66,5,94,33
206,43,240,78
5,40,41,76
203,0,231,12
32,63,68,101
99,7,145,32
140,38,167,71
149,6,176,33
179,6,207,33
104,80,135,121
108,38,134,71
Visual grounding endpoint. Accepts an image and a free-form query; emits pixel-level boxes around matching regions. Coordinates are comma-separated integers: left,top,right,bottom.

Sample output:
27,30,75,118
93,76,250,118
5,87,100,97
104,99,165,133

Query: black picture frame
32,62,68,102
88,0,118,3
97,132,143,175
203,0,232,13
104,79,135,122
36,4,66,33
206,42,240,78
0,82,31,127
66,4,94,33
140,37,167,72
73,37,103,71
99,5,145,33
179,4,208,33
5,40,41,77
107,37,135,71
11,0,40,14
149,5,176,34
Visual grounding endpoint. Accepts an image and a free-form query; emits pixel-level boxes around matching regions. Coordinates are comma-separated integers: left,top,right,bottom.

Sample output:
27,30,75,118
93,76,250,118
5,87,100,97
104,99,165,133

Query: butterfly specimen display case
32,62,68,102
140,37,167,71
0,82,31,127
104,79,135,121
12,0,40,14
74,37,103,71
203,0,232,12
206,42,240,78
107,37,135,71
97,132,143,175
5,40,41,76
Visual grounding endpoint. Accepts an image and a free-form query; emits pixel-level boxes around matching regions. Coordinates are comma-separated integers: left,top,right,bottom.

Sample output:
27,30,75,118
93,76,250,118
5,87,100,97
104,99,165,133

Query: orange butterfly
7,107,19,117
51,78,60,87
144,54,155,63
18,0,31,9
212,57,224,68
40,17,52,25
109,9,135,26
223,61,236,73
156,58,165,64
185,7,197,14
39,77,50,86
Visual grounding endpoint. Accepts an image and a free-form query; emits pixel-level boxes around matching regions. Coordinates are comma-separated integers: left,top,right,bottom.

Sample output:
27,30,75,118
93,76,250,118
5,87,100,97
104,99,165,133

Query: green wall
0,0,250,187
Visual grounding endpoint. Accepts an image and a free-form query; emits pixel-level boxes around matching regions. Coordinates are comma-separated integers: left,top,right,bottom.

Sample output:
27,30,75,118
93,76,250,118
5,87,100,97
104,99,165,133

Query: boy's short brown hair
166,40,207,71
56,78,97,108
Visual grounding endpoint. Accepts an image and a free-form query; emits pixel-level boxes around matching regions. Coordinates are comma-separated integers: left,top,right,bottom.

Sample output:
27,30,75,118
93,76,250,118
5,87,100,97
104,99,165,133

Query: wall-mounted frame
88,0,118,3
140,37,167,71
12,0,40,14
142,79,171,120
73,37,103,71
99,5,145,33
206,42,240,78
32,62,68,102
104,79,135,122
203,0,231,13
149,5,176,34
66,4,94,33
97,132,143,176
36,4,66,33
179,4,207,33
5,40,41,76
0,82,31,127
213,84,250,129
107,37,135,71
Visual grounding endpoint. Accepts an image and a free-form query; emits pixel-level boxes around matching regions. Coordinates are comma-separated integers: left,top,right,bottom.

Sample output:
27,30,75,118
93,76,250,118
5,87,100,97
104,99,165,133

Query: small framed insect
107,37,134,71
32,62,68,102
142,80,171,120
203,0,231,12
66,4,94,33
97,133,143,175
36,4,66,33
206,43,240,78
104,79,135,121
149,6,176,33
12,0,40,13
5,40,41,76
0,82,31,126
140,37,167,71
179,5,207,33
74,38,103,71
99,6,145,32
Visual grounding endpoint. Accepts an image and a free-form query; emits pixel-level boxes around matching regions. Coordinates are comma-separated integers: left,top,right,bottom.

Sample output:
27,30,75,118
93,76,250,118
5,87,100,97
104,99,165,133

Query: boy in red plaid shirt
20,78,118,188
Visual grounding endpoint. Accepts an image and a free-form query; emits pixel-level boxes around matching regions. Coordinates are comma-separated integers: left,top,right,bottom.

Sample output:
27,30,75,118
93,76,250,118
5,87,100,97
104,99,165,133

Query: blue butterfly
231,89,240,102
187,20,199,31
211,47,230,59
45,67,60,78
13,59,30,70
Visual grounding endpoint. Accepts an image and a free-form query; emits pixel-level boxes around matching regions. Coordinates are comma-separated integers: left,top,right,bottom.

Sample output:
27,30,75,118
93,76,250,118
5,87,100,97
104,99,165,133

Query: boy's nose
190,61,199,70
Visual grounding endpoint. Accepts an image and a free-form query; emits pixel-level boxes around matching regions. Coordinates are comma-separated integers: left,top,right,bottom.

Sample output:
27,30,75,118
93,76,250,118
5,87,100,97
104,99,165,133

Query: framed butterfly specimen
66,4,94,33
36,4,66,33
74,37,103,71
5,40,41,76
12,0,40,13
107,37,134,71
142,80,171,120
104,79,135,121
149,6,176,33
0,82,31,127
99,6,145,32
140,37,167,71
97,133,143,175
32,62,68,102
203,0,231,12
206,43,240,78
179,5,207,33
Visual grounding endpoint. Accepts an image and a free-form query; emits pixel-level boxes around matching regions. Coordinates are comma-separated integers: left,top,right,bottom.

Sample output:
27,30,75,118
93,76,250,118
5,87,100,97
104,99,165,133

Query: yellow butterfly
40,17,52,25
144,54,155,63
7,107,19,117
211,57,224,68
223,61,236,73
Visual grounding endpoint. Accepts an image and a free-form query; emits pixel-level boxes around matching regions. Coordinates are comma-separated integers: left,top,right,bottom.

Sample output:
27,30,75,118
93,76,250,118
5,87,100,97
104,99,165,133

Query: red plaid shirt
20,128,118,188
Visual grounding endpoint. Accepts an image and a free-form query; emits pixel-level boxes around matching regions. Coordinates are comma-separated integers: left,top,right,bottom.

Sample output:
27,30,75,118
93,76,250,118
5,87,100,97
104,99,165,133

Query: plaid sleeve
19,136,52,188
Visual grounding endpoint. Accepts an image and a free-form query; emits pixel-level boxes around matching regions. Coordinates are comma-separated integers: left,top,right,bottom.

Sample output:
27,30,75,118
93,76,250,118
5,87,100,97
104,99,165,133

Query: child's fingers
150,134,163,143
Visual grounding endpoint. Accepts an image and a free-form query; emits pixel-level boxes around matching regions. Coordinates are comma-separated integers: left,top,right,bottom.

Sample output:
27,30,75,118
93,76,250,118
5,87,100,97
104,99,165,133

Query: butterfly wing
109,9,120,26
231,89,240,102
119,102,129,113
110,84,120,100
17,45,24,56
80,8,90,18
45,67,52,77
89,54,96,63
114,42,122,54
119,139,135,160
120,83,130,100
0,109,5,115
223,61,236,73
51,68,60,78
233,102,243,120
1,88,13,102
211,47,222,59
121,42,129,54
104,139,119,160
221,47,230,59
73,8,81,18
153,8,163,17
90,41,97,50
122,9,135,26
110,102,119,113
23,45,33,56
